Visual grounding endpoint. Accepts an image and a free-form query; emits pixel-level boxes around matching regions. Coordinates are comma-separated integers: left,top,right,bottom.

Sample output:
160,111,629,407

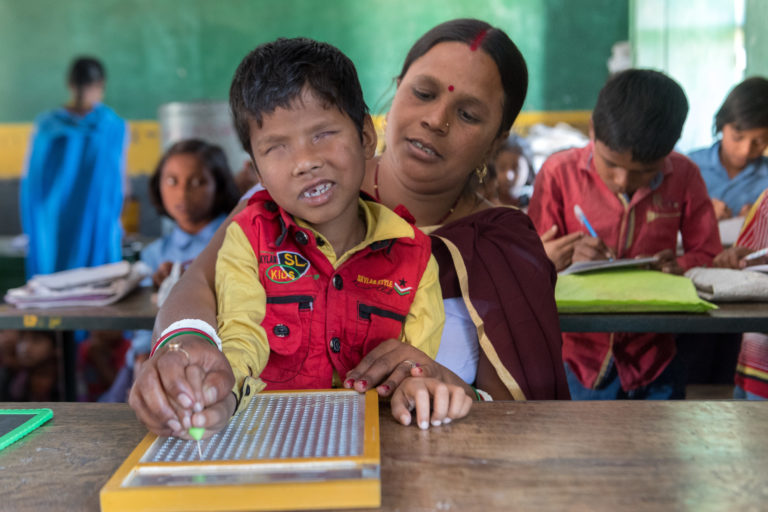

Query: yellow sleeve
215,222,270,413
401,254,444,358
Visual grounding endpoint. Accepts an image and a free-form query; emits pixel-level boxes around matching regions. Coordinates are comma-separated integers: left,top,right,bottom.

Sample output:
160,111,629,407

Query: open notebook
559,256,659,276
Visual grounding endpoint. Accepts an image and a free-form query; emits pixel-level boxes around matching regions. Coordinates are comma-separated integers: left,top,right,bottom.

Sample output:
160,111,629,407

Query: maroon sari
431,207,570,400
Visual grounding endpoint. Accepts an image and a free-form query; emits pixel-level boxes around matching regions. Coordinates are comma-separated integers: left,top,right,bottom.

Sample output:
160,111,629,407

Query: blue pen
573,204,598,238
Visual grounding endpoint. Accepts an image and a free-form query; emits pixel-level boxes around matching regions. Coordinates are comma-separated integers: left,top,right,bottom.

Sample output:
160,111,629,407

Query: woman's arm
130,200,247,436
344,339,475,428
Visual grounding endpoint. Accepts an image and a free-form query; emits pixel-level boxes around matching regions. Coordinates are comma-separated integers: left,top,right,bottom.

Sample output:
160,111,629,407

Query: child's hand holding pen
572,204,615,261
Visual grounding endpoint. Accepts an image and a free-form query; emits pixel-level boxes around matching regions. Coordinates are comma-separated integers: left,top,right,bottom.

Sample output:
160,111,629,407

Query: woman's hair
68,56,106,89
397,18,528,137
149,139,240,219
714,76,768,134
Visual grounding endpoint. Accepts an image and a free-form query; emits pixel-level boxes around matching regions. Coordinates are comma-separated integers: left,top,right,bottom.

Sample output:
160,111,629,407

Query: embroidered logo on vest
354,275,411,295
263,251,311,283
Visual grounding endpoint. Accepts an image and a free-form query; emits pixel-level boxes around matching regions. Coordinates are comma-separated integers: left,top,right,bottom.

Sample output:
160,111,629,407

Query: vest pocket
354,302,407,361
260,295,313,382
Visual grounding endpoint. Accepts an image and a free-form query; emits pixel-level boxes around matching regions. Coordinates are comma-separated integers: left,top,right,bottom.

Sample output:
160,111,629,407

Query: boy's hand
129,336,235,438
649,249,683,275
712,246,753,269
572,236,615,262
711,198,732,220
390,377,472,429
540,225,584,271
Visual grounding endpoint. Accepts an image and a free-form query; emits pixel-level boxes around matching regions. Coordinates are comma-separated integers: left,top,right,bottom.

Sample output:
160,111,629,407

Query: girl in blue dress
101,139,239,401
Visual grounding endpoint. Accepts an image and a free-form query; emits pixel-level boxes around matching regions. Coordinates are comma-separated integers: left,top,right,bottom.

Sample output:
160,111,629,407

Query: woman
21,56,127,277
688,77,768,220
129,19,568,438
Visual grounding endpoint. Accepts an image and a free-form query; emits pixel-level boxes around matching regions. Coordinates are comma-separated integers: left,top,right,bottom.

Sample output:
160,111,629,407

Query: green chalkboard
0,0,628,122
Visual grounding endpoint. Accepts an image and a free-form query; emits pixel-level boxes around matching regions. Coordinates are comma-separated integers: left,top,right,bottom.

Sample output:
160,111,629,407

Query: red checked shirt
528,143,722,391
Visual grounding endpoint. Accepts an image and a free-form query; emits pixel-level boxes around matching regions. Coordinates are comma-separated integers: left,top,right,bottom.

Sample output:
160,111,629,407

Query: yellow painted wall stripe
0,110,591,179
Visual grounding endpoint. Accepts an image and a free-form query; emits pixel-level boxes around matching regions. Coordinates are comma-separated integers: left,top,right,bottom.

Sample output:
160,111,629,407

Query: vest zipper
266,295,314,310
358,303,406,323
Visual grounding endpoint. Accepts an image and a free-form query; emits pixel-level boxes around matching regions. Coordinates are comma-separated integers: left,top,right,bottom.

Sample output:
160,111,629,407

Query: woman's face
385,41,506,194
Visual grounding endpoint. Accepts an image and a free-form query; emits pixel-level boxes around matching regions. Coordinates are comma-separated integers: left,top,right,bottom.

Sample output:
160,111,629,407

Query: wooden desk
3,401,768,511
0,286,157,331
0,287,157,400
559,302,768,333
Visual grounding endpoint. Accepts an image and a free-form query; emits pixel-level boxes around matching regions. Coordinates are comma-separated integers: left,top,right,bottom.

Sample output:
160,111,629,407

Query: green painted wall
0,0,628,122
745,0,768,77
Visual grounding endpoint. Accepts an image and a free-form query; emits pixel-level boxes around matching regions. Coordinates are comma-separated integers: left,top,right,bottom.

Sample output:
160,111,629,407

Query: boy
528,69,722,399
211,38,444,413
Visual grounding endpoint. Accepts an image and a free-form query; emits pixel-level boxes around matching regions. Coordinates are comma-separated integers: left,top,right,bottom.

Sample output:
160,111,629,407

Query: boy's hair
68,56,105,88
592,69,688,163
399,18,528,137
230,38,368,157
714,76,768,134
149,139,240,219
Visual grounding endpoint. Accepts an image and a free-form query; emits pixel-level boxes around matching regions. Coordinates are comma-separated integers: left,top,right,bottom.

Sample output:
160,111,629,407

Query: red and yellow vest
233,190,432,390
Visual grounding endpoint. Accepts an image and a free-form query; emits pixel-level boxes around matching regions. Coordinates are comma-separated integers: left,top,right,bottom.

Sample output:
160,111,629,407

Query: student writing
529,69,722,399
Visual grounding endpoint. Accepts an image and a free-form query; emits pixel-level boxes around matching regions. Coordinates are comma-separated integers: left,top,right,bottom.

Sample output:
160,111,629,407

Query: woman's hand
128,336,236,439
390,376,472,429
344,339,475,428
540,225,584,271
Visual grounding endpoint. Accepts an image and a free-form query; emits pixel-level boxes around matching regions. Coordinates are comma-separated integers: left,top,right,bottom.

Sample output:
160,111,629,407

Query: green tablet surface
0,408,53,450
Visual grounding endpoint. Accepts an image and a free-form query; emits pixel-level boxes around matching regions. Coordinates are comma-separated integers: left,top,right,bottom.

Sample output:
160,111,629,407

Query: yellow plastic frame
100,389,380,511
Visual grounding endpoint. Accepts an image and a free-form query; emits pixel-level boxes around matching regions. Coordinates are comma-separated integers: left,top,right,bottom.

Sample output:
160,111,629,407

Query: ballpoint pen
573,204,598,238
744,247,768,262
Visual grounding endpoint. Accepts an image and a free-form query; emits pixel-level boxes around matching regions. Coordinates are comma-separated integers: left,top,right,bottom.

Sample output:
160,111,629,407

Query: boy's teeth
303,182,331,198
413,140,435,155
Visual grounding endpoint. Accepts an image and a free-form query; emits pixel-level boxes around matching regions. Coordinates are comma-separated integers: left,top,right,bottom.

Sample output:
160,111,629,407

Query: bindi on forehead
448,85,454,92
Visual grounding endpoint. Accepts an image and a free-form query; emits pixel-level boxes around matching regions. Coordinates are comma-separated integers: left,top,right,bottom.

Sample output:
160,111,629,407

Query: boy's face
249,88,376,234
592,139,664,197
720,123,768,172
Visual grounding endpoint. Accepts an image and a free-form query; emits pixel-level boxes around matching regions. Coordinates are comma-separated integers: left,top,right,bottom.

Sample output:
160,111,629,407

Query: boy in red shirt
529,69,722,399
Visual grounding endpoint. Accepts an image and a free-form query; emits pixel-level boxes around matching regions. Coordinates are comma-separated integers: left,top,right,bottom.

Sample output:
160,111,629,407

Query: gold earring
474,164,488,184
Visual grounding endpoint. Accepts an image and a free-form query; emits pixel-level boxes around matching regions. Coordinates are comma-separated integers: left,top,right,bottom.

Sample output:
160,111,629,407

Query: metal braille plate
143,390,364,463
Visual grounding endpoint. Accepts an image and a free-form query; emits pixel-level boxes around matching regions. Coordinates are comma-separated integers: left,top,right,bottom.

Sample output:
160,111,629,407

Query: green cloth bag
556,269,717,313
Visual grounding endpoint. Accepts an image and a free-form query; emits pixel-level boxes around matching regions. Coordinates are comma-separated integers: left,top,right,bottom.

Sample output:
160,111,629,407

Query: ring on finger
402,360,419,370
165,339,191,363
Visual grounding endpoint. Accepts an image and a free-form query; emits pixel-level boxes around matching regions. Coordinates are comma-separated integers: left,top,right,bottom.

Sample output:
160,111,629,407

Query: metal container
157,101,249,173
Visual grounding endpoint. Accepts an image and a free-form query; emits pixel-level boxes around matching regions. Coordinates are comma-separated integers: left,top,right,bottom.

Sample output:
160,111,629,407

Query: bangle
160,319,222,350
150,328,216,357
471,386,493,402
151,319,223,357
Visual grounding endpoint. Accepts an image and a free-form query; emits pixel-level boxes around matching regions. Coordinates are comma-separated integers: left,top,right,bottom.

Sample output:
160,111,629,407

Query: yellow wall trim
0,110,591,179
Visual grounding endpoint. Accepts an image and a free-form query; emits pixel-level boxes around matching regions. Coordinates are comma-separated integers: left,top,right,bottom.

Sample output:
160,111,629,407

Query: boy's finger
412,385,432,430
429,383,450,426
540,224,558,242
